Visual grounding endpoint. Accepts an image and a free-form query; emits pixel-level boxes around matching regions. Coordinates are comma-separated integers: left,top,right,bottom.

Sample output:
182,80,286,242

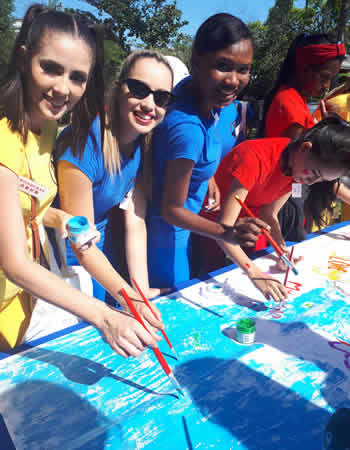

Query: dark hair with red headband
260,32,345,137
295,42,345,69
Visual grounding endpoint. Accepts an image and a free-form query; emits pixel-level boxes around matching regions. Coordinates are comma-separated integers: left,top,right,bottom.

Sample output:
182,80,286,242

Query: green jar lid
237,318,255,334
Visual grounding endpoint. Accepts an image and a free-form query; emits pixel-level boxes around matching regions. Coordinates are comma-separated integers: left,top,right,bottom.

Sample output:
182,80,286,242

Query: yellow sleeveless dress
0,119,57,350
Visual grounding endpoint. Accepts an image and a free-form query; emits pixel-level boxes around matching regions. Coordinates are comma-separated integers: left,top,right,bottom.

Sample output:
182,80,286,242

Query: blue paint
67,215,90,244
67,216,97,247
67,216,89,234
2,221,350,449
1,287,350,449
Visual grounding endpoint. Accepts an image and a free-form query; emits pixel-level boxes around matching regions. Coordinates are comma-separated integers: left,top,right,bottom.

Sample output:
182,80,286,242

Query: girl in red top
263,32,345,139
216,116,350,301
262,33,346,241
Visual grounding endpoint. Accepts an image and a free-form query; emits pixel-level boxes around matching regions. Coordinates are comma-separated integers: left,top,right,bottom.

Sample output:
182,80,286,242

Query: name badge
292,183,302,198
18,176,49,200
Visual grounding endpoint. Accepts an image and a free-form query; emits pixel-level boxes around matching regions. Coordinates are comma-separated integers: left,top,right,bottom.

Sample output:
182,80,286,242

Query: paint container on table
67,216,97,247
205,284,224,295
200,283,226,300
235,318,256,345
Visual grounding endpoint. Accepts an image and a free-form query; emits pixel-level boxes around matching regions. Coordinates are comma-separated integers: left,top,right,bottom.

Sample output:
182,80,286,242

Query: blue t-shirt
148,76,242,238
57,116,142,265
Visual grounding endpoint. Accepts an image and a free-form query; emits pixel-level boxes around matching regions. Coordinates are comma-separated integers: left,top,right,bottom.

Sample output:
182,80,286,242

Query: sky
14,0,306,36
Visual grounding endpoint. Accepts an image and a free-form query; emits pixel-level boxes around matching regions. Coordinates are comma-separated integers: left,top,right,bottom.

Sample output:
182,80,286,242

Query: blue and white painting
1,223,350,449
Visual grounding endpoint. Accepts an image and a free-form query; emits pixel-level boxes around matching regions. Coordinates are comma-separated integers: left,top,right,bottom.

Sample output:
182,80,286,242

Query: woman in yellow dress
0,4,161,355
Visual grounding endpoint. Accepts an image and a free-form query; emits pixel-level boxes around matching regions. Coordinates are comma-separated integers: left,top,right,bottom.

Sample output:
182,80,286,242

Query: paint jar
205,284,224,295
67,216,97,247
235,318,256,345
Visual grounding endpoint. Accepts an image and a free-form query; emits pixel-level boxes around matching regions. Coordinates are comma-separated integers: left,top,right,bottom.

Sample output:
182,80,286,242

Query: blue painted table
1,222,350,449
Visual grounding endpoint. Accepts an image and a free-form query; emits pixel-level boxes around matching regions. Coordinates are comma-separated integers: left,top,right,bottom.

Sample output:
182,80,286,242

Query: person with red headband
263,33,345,139
313,54,350,123
260,33,346,244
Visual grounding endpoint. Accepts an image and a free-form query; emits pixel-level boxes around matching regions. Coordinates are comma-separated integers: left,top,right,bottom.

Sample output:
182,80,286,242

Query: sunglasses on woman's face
124,78,173,108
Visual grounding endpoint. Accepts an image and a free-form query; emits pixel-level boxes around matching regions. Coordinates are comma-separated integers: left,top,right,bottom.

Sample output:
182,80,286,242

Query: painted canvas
1,223,350,449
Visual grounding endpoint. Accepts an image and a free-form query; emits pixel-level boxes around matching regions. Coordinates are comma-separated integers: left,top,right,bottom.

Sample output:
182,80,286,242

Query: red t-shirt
265,86,316,137
215,137,293,218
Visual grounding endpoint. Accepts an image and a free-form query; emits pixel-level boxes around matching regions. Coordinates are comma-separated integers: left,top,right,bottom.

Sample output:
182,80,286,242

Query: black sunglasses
124,78,173,108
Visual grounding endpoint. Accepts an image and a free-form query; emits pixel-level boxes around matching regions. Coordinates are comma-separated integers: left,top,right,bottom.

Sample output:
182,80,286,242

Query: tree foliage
246,0,350,100
0,0,15,78
65,0,188,84
136,0,188,49
81,0,187,51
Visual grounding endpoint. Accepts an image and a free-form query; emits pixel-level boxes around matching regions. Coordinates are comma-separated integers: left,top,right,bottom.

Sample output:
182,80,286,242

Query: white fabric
23,225,92,343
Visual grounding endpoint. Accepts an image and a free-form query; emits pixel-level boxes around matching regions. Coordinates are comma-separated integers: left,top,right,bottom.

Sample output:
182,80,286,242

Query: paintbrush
283,245,295,287
120,288,183,394
234,195,299,275
132,278,178,360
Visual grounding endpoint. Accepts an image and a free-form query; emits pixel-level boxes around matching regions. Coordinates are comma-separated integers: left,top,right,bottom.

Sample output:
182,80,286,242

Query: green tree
246,0,350,100
335,0,350,41
157,33,192,68
0,0,15,78
247,0,302,99
104,39,125,85
136,0,188,49
66,0,188,83
46,0,63,9
81,0,187,51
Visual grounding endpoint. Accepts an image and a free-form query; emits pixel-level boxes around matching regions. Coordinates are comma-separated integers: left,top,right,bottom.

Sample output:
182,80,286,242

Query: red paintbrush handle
119,288,172,376
132,278,174,350
260,229,284,257
153,347,171,375
235,196,284,256
132,278,159,319
283,245,295,287
120,288,147,330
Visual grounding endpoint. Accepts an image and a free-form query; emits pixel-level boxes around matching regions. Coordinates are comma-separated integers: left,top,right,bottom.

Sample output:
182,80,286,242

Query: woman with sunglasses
0,5,161,356
53,50,173,331
146,13,267,288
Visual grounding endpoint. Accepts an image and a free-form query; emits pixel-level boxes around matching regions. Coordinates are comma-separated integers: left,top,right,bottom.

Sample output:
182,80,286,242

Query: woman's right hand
222,217,270,247
100,306,161,358
247,265,288,302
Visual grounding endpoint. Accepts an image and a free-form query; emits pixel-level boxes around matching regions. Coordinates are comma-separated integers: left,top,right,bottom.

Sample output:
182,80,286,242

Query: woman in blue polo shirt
54,50,174,330
147,13,265,287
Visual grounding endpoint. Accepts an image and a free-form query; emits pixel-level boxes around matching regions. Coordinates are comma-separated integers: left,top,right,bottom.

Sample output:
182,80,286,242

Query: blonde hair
103,50,173,178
